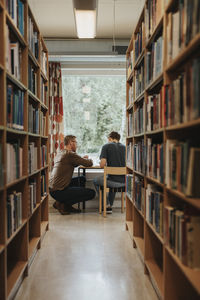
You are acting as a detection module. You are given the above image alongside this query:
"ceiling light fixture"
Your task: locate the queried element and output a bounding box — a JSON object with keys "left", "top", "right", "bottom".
{"left": 73, "top": 0, "right": 97, "bottom": 39}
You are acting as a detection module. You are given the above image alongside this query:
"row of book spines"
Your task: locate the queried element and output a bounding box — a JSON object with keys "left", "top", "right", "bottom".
{"left": 7, "top": 83, "right": 24, "bottom": 130}
{"left": 134, "top": 22, "right": 145, "bottom": 62}
{"left": 28, "top": 180, "right": 37, "bottom": 216}
{"left": 127, "top": 50, "right": 134, "bottom": 72}
{"left": 128, "top": 85, "right": 134, "bottom": 105}
{"left": 146, "top": 90, "right": 163, "bottom": 131}
{"left": 28, "top": 105, "right": 46, "bottom": 135}
{"left": 134, "top": 104, "right": 145, "bottom": 134}
{"left": 133, "top": 140, "right": 146, "bottom": 174}
{"left": 40, "top": 79, "right": 48, "bottom": 105}
{"left": 166, "top": 1, "right": 200, "bottom": 64}
{"left": 146, "top": 186, "right": 163, "bottom": 235}
{"left": 145, "top": 0, "right": 164, "bottom": 41}
{"left": 166, "top": 141, "right": 200, "bottom": 197}
{"left": 28, "top": 63, "right": 37, "bottom": 95}
{"left": 28, "top": 16, "right": 39, "bottom": 59}
{"left": 165, "top": 58, "right": 200, "bottom": 126}
{"left": 41, "top": 146, "right": 47, "bottom": 167}
{"left": 7, "top": 191, "right": 22, "bottom": 238}
{"left": 6, "top": 142, "right": 23, "bottom": 183}
{"left": 40, "top": 50, "right": 48, "bottom": 77}
{"left": 127, "top": 114, "right": 133, "bottom": 137}
{"left": 135, "top": 178, "right": 145, "bottom": 213}
{"left": 28, "top": 144, "right": 48, "bottom": 173}
{"left": 126, "top": 142, "right": 133, "bottom": 167}
{"left": 5, "top": 28, "right": 22, "bottom": 81}
{"left": 134, "top": 63, "right": 145, "bottom": 98}
{"left": 126, "top": 174, "right": 134, "bottom": 199}
{"left": 146, "top": 141, "right": 164, "bottom": 183}
{"left": 41, "top": 172, "right": 47, "bottom": 196}
{"left": 129, "top": 62, "right": 200, "bottom": 130}
{"left": 164, "top": 207, "right": 200, "bottom": 269}
{"left": 6, "top": 0, "right": 24, "bottom": 36}
{"left": 146, "top": 35, "right": 163, "bottom": 85}
{"left": 130, "top": 139, "right": 199, "bottom": 198}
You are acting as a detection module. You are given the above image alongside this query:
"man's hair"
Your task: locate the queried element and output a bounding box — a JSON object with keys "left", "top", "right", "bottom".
{"left": 64, "top": 135, "right": 76, "bottom": 146}
{"left": 108, "top": 131, "right": 120, "bottom": 141}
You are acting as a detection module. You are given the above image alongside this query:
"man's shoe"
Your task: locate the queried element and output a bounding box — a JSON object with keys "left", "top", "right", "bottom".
{"left": 106, "top": 207, "right": 112, "bottom": 214}
{"left": 53, "top": 201, "right": 70, "bottom": 215}
{"left": 66, "top": 205, "right": 81, "bottom": 213}
{"left": 53, "top": 201, "right": 59, "bottom": 210}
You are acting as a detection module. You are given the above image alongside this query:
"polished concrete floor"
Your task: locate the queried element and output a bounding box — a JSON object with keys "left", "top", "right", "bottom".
{"left": 15, "top": 208, "right": 158, "bottom": 300}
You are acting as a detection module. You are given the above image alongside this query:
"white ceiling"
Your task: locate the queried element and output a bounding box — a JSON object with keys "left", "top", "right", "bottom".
{"left": 28, "top": 0, "right": 145, "bottom": 39}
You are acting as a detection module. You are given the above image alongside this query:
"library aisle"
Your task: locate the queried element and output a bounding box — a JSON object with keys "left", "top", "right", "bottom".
{"left": 15, "top": 206, "right": 158, "bottom": 300}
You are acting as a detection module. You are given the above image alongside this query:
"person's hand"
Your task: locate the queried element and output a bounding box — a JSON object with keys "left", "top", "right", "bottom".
{"left": 83, "top": 155, "right": 89, "bottom": 159}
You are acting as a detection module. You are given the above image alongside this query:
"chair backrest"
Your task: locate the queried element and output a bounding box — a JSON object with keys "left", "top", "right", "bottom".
{"left": 103, "top": 166, "right": 126, "bottom": 176}
{"left": 103, "top": 166, "right": 126, "bottom": 190}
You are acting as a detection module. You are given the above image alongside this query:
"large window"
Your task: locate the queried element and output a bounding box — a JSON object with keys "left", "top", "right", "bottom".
{"left": 62, "top": 75, "right": 126, "bottom": 164}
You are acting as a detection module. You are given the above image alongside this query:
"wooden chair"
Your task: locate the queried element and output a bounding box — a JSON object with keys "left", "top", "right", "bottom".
{"left": 99, "top": 166, "right": 126, "bottom": 217}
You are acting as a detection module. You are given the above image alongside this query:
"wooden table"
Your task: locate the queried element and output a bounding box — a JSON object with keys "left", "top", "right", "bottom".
{"left": 78, "top": 165, "right": 102, "bottom": 209}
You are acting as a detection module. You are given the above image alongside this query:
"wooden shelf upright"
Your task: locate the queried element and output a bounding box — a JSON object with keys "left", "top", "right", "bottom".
{"left": 126, "top": 0, "right": 200, "bottom": 299}
{"left": 0, "top": 1, "right": 49, "bottom": 299}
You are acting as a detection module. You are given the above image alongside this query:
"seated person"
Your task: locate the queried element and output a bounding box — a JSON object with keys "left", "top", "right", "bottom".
{"left": 93, "top": 131, "right": 125, "bottom": 214}
{"left": 49, "top": 135, "right": 96, "bottom": 215}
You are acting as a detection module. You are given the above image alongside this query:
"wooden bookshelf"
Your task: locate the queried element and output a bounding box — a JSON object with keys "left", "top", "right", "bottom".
{"left": 0, "top": 0, "right": 49, "bottom": 299}
{"left": 126, "top": 0, "right": 200, "bottom": 299}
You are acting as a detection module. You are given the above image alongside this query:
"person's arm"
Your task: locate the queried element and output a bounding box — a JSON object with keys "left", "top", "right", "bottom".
{"left": 70, "top": 152, "right": 93, "bottom": 167}
{"left": 100, "top": 158, "right": 106, "bottom": 168}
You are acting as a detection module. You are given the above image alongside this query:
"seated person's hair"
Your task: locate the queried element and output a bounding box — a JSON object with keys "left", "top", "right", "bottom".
{"left": 108, "top": 131, "right": 120, "bottom": 141}
{"left": 64, "top": 135, "right": 76, "bottom": 146}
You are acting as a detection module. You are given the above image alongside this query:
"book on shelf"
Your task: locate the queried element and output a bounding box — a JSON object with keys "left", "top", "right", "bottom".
{"left": 134, "top": 21, "right": 145, "bottom": 62}
{"left": 146, "top": 35, "right": 163, "bottom": 86}
{"left": 41, "top": 145, "right": 47, "bottom": 167}
{"left": 28, "top": 178, "right": 37, "bottom": 215}
{"left": 186, "top": 147, "right": 200, "bottom": 198}
{"left": 135, "top": 176, "right": 145, "bottom": 214}
{"left": 164, "top": 207, "right": 200, "bottom": 269}
{"left": 28, "top": 142, "right": 38, "bottom": 174}
{"left": 7, "top": 191, "right": 22, "bottom": 238}
{"left": 128, "top": 84, "right": 134, "bottom": 106}
{"left": 28, "top": 16, "right": 39, "bottom": 58}
{"left": 145, "top": 0, "right": 164, "bottom": 41}
{"left": 146, "top": 184, "right": 163, "bottom": 235}
{"left": 40, "top": 77, "right": 48, "bottom": 105}
{"left": 28, "top": 103, "right": 39, "bottom": 134}
{"left": 166, "top": 1, "right": 200, "bottom": 64}
{"left": 126, "top": 141, "right": 133, "bottom": 168}
{"left": 7, "top": 83, "right": 24, "bottom": 130}
{"left": 134, "top": 139, "right": 146, "bottom": 174}
{"left": 127, "top": 113, "right": 133, "bottom": 137}
{"left": 40, "top": 111, "right": 46, "bottom": 136}
{"left": 6, "top": 0, "right": 24, "bottom": 36}
{"left": 127, "top": 50, "right": 134, "bottom": 79}
{"left": 146, "top": 87, "right": 163, "bottom": 131}
{"left": 40, "top": 47, "right": 48, "bottom": 76}
{"left": 10, "top": 42, "right": 22, "bottom": 80}
{"left": 126, "top": 174, "right": 133, "bottom": 200}
{"left": 5, "top": 27, "right": 22, "bottom": 80}
{"left": 146, "top": 138, "right": 164, "bottom": 183}
{"left": 41, "top": 171, "right": 47, "bottom": 197}
{"left": 165, "top": 140, "right": 200, "bottom": 197}
{"left": 134, "top": 60, "right": 145, "bottom": 98}
{"left": 6, "top": 141, "right": 23, "bottom": 183}
{"left": 134, "top": 101, "right": 145, "bottom": 134}
{"left": 28, "top": 63, "right": 37, "bottom": 95}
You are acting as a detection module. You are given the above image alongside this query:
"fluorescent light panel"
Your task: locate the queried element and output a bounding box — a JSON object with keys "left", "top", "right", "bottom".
{"left": 75, "top": 10, "right": 96, "bottom": 38}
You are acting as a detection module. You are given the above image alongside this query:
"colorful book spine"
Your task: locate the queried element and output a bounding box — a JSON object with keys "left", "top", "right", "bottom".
{"left": 7, "top": 191, "right": 22, "bottom": 238}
